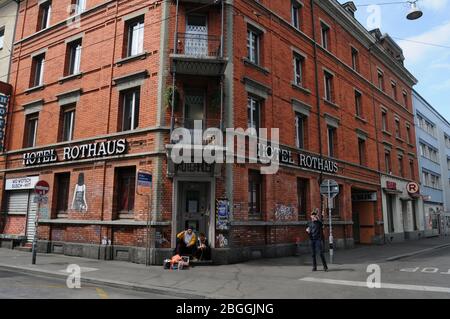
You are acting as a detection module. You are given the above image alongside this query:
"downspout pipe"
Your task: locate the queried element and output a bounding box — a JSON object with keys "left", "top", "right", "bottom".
{"left": 310, "top": 0, "right": 324, "bottom": 211}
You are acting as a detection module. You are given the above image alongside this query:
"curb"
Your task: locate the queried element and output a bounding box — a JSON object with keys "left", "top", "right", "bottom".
{"left": 386, "top": 243, "right": 450, "bottom": 261}
{"left": 0, "top": 263, "right": 221, "bottom": 299}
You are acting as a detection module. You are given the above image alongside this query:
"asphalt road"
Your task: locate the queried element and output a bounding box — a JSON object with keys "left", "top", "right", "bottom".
{"left": 0, "top": 269, "right": 180, "bottom": 299}
{"left": 295, "top": 245, "right": 450, "bottom": 298}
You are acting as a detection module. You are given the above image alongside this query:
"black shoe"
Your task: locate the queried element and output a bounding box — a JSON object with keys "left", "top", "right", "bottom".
{"left": 324, "top": 267, "right": 328, "bottom": 272}
{"left": 312, "top": 268, "right": 317, "bottom": 271}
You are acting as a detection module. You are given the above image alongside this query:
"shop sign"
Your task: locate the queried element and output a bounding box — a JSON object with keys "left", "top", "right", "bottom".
{"left": 386, "top": 181, "right": 397, "bottom": 190}
{"left": 0, "top": 94, "right": 8, "bottom": 152}
{"left": 23, "top": 138, "right": 127, "bottom": 166}
{"left": 137, "top": 171, "right": 152, "bottom": 188}
{"left": 5, "top": 176, "right": 39, "bottom": 190}
{"left": 406, "top": 182, "right": 419, "bottom": 195}
{"left": 175, "top": 162, "right": 213, "bottom": 174}
{"left": 258, "top": 143, "right": 339, "bottom": 174}
{"left": 351, "top": 192, "right": 377, "bottom": 202}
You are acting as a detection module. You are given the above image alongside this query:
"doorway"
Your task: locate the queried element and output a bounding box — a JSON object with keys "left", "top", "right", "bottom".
{"left": 185, "top": 15, "right": 208, "bottom": 56}
{"left": 177, "top": 181, "right": 211, "bottom": 238}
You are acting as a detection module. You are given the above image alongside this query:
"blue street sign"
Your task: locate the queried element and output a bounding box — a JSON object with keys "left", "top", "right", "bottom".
{"left": 137, "top": 171, "right": 152, "bottom": 187}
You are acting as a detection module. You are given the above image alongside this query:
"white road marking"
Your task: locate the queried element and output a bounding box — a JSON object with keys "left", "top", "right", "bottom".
{"left": 300, "top": 277, "right": 450, "bottom": 294}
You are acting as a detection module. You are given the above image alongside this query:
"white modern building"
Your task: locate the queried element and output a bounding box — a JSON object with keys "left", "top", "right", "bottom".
{"left": 413, "top": 90, "right": 450, "bottom": 236}
{"left": 0, "top": 0, "right": 19, "bottom": 83}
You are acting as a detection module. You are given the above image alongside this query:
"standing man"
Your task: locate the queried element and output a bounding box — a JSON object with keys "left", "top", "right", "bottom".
{"left": 306, "top": 209, "right": 328, "bottom": 271}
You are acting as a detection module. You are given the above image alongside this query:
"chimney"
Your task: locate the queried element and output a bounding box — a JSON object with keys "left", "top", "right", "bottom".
{"left": 342, "top": 1, "right": 357, "bottom": 17}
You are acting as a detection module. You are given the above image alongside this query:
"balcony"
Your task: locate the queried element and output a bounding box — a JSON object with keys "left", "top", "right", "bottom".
{"left": 170, "top": 33, "right": 228, "bottom": 77}
{"left": 171, "top": 117, "right": 223, "bottom": 145}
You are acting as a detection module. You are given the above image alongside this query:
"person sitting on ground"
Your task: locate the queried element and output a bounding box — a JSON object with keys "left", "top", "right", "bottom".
{"left": 174, "top": 227, "right": 197, "bottom": 256}
{"left": 194, "top": 233, "right": 211, "bottom": 261}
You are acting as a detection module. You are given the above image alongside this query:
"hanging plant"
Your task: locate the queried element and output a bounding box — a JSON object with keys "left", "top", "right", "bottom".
{"left": 164, "top": 86, "right": 180, "bottom": 111}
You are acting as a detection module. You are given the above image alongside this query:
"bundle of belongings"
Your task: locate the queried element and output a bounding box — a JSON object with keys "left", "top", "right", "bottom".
{"left": 163, "top": 254, "right": 190, "bottom": 270}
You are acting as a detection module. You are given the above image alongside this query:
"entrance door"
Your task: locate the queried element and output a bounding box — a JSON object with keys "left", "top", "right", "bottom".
{"left": 184, "top": 91, "right": 205, "bottom": 130}
{"left": 185, "top": 15, "right": 208, "bottom": 56}
{"left": 352, "top": 211, "right": 360, "bottom": 244}
{"left": 179, "top": 182, "right": 210, "bottom": 237}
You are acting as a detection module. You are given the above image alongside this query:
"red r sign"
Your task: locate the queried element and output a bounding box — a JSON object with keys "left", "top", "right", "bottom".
{"left": 406, "top": 182, "right": 419, "bottom": 195}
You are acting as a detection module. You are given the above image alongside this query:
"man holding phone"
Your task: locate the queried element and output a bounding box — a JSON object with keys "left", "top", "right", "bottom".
{"left": 306, "top": 209, "right": 328, "bottom": 272}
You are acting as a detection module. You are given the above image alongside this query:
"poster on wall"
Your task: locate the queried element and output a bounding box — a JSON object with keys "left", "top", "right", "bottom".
{"left": 216, "top": 198, "right": 229, "bottom": 231}
{"left": 72, "top": 173, "right": 88, "bottom": 212}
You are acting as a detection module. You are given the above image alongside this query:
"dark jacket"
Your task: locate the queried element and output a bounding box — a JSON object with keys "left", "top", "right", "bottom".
{"left": 307, "top": 220, "right": 324, "bottom": 241}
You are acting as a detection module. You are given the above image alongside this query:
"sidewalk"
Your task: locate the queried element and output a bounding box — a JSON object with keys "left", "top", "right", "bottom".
{"left": 0, "top": 236, "right": 449, "bottom": 299}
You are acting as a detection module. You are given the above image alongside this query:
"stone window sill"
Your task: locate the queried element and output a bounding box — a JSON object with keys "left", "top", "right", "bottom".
{"left": 25, "top": 85, "right": 45, "bottom": 94}
{"left": 115, "top": 52, "right": 149, "bottom": 66}
{"left": 355, "top": 115, "right": 367, "bottom": 124}
{"left": 242, "top": 58, "right": 270, "bottom": 75}
{"left": 58, "top": 72, "right": 83, "bottom": 84}
{"left": 323, "top": 99, "right": 339, "bottom": 109}
{"left": 382, "top": 130, "right": 392, "bottom": 136}
{"left": 291, "top": 83, "right": 311, "bottom": 95}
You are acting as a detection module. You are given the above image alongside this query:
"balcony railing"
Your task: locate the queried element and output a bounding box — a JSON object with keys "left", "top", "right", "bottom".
{"left": 174, "top": 33, "right": 223, "bottom": 58}
{"left": 171, "top": 117, "right": 223, "bottom": 145}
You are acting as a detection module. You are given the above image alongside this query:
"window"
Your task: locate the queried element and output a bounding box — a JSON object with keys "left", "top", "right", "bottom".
{"left": 327, "top": 126, "right": 336, "bottom": 157}
{"left": 73, "top": 0, "right": 86, "bottom": 15}
{"left": 55, "top": 173, "right": 71, "bottom": 216}
{"left": 320, "top": 22, "right": 330, "bottom": 50}
{"left": 247, "top": 96, "right": 260, "bottom": 133}
{"left": 409, "top": 159, "right": 415, "bottom": 180}
{"left": 297, "top": 178, "right": 308, "bottom": 219}
{"left": 125, "top": 16, "right": 144, "bottom": 57}
{"left": 115, "top": 167, "right": 136, "bottom": 215}
{"left": 248, "top": 170, "right": 262, "bottom": 220}
{"left": 351, "top": 47, "right": 359, "bottom": 72}
{"left": 358, "top": 138, "right": 366, "bottom": 166}
{"left": 247, "top": 27, "right": 261, "bottom": 64}
{"left": 295, "top": 113, "right": 306, "bottom": 149}
{"left": 37, "top": 1, "right": 52, "bottom": 31}
{"left": 65, "top": 39, "right": 82, "bottom": 76}
{"left": 420, "top": 142, "right": 439, "bottom": 163}
{"left": 381, "top": 110, "right": 388, "bottom": 131}
{"left": 398, "top": 155, "right": 404, "bottom": 177}
{"left": 402, "top": 91, "right": 408, "bottom": 107}
{"left": 395, "top": 118, "right": 401, "bottom": 139}
{"left": 377, "top": 70, "right": 384, "bottom": 91}
{"left": 293, "top": 53, "right": 304, "bottom": 86}
{"left": 391, "top": 81, "right": 397, "bottom": 101}
{"left": 417, "top": 114, "right": 436, "bottom": 137}
{"left": 324, "top": 71, "right": 334, "bottom": 102}
{"left": 24, "top": 113, "right": 39, "bottom": 148}
{"left": 406, "top": 124, "right": 411, "bottom": 144}
{"left": 445, "top": 135, "right": 450, "bottom": 148}
{"left": 291, "top": 1, "right": 301, "bottom": 29}
{"left": 385, "top": 150, "right": 391, "bottom": 173}
{"left": 60, "top": 105, "right": 75, "bottom": 142}
{"left": 355, "top": 90, "right": 363, "bottom": 117}
{"left": 120, "top": 87, "right": 140, "bottom": 131}
{"left": 30, "top": 53, "right": 45, "bottom": 88}
{"left": 0, "top": 28, "right": 4, "bottom": 50}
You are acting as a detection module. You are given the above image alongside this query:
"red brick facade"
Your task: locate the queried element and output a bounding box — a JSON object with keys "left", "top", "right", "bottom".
{"left": 0, "top": 0, "right": 419, "bottom": 264}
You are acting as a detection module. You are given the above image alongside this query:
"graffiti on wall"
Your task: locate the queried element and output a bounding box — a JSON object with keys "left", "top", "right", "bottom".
{"left": 274, "top": 204, "right": 296, "bottom": 221}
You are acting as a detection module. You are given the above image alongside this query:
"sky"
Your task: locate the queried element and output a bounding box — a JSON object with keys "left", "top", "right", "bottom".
{"left": 338, "top": 0, "right": 450, "bottom": 121}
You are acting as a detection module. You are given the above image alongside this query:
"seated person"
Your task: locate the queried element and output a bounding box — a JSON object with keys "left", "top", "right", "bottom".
{"left": 194, "top": 233, "right": 211, "bottom": 261}
{"left": 174, "top": 227, "right": 197, "bottom": 256}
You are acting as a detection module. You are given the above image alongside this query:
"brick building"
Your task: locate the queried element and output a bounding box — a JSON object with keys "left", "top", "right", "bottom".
{"left": 0, "top": 0, "right": 420, "bottom": 264}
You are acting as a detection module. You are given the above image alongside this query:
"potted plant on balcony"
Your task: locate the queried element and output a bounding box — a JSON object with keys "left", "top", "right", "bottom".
{"left": 164, "top": 85, "right": 180, "bottom": 111}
